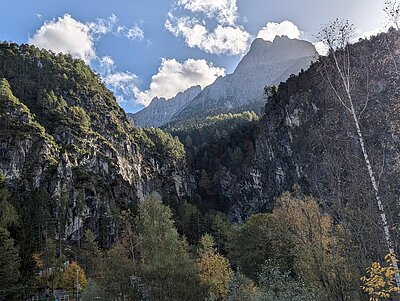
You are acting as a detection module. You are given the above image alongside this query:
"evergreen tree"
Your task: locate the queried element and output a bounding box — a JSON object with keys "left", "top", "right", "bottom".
{"left": 96, "top": 243, "right": 140, "bottom": 301}
{"left": 0, "top": 227, "right": 20, "bottom": 298}
{"left": 136, "top": 192, "right": 205, "bottom": 301}
{"left": 80, "top": 229, "right": 102, "bottom": 278}
{"left": 257, "top": 261, "right": 319, "bottom": 301}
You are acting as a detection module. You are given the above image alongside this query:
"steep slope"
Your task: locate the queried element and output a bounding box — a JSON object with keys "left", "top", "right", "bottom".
{"left": 169, "top": 30, "right": 400, "bottom": 237}
{"left": 0, "top": 42, "right": 194, "bottom": 247}
{"left": 129, "top": 85, "right": 201, "bottom": 127}
{"left": 171, "top": 36, "right": 318, "bottom": 121}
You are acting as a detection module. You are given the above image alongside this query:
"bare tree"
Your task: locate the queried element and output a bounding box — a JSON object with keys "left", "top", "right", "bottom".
{"left": 384, "top": 0, "right": 400, "bottom": 30}
{"left": 318, "top": 18, "right": 400, "bottom": 287}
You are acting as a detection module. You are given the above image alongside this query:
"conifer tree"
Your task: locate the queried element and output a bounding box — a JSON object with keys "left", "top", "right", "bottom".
{"left": 136, "top": 192, "right": 205, "bottom": 301}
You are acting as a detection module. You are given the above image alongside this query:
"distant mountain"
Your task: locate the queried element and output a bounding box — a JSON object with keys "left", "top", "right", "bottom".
{"left": 129, "top": 85, "right": 201, "bottom": 127}
{"left": 171, "top": 36, "right": 318, "bottom": 121}
{"left": 130, "top": 36, "right": 318, "bottom": 127}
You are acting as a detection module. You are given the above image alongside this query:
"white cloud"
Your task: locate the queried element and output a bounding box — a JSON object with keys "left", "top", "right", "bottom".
{"left": 166, "top": 0, "right": 251, "bottom": 55}
{"left": 117, "top": 25, "right": 144, "bottom": 41}
{"left": 355, "top": 27, "right": 383, "bottom": 40}
{"left": 136, "top": 58, "right": 225, "bottom": 106}
{"left": 29, "top": 14, "right": 144, "bottom": 64}
{"left": 88, "top": 14, "right": 118, "bottom": 37}
{"left": 313, "top": 41, "right": 329, "bottom": 56}
{"left": 177, "top": 0, "right": 238, "bottom": 25}
{"left": 102, "top": 70, "right": 141, "bottom": 108}
{"left": 29, "top": 14, "right": 96, "bottom": 64}
{"left": 99, "top": 55, "right": 115, "bottom": 73}
{"left": 257, "top": 20, "right": 301, "bottom": 42}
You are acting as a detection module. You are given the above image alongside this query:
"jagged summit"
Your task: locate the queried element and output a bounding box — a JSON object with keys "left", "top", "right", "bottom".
{"left": 130, "top": 37, "right": 318, "bottom": 127}
{"left": 171, "top": 37, "right": 318, "bottom": 121}
{"left": 130, "top": 85, "right": 201, "bottom": 127}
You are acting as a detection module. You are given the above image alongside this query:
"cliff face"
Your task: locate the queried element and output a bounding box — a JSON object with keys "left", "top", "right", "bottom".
{"left": 0, "top": 43, "right": 194, "bottom": 247}
{"left": 221, "top": 31, "right": 400, "bottom": 225}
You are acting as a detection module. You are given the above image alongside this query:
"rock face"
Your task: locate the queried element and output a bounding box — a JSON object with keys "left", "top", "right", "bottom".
{"left": 171, "top": 36, "right": 318, "bottom": 121}
{"left": 218, "top": 31, "right": 400, "bottom": 222}
{"left": 129, "top": 85, "right": 201, "bottom": 127}
{"left": 0, "top": 43, "right": 194, "bottom": 247}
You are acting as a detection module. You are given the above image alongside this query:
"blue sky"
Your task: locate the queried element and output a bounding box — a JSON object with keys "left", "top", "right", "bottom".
{"left": 0, "top": 0, "right": 388, "bottom": 113}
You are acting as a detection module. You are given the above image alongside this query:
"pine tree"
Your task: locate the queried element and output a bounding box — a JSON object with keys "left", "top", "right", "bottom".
{"left": 80, "top": 229, "right": 102, "bottom": 278}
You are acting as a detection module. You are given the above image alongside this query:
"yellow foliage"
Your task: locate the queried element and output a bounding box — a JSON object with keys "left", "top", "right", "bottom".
{"left": 360, "top": 254, "right": 400, "bottom": 301}
{"left": 197, "top": 234, "right": 233, "bottom": 300}
{"left": 32, "top": 252, "right": 43, "bottom": 269}
{"left": 62, "top": 261, "right": 88, "bottom": 292}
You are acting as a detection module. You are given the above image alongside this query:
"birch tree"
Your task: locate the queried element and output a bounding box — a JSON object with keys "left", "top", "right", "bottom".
{"left": 384, "top": 0, "right": 400, "bottom": 30}
{"left": 318, "top": 18, "right": 400, "bottom": 287}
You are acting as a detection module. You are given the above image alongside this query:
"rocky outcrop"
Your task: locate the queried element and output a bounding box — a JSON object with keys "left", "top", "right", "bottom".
{"left": 0, "top": 43, "right": 194, "bottom": 247}
{"left": 220, "top": 31, "right": 400, "bottom": 223}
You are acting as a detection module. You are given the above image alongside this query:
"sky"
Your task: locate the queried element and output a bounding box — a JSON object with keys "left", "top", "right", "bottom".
{"left": 0, "top": 0, "right": 389, "bottom": 113}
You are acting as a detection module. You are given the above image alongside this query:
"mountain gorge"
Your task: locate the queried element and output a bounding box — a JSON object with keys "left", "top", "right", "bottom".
{"left": 1, "top": 28, "right": 400, "bottom": 301}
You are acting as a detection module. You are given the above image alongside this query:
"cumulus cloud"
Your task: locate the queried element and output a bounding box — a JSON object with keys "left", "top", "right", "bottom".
{"left": 29, "top": 14, "right": 145, "bottom": 64}
{"left": 177, "top": 0, "right": 238, "bottom": 25}
{"left": 257, "top": 20, "right": 301, "bottom": 42}
{"left": 136, "top": 58, "right": 225, "bottom": 106}
{"left": 313, "top": 41, "right": 329, "bottom": 56}
{"left": 166, "top": 0, "right": 251, "bottom": 55}
{"left": 29, "top": 14, "right": 96, "bottom": 63}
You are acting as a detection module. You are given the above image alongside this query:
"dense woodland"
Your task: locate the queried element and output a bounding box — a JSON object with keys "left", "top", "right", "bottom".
{"left": 1, "top": 6, "right": 400, "bottom": 301}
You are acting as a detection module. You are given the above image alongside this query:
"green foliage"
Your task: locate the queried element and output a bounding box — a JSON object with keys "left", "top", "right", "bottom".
{"left": 229, "top": 213, "right": 291, "bottom": 280}
{"left": 67, "top": 105, "right": 91, "bottom": 131}
{"left": 0, "top": 176, "right": 18, "bottom": 229}
{"left": 197, "top": 234, "right": 233, "bottom": 300}
{"left": 225, "top": 272, "right": 259, "bottom": 301}
{"left": 95, "top": 243, "right": 140, "bottom": 300}
{"left": 257, "top": 261, "right": 319, "bottom": 301}
{"left": 80, "top": 230, "right": 102, "bottom": 278}
{"left": 136, "top": 192, "right": 206, "bottom": 300}
{"left": 168, "top": 111, "right": 259, "bottom": 211}
{"left": 144, "top": 127, "right": 186, "bottom": 160}
{"left": 0, "top": 227, "right": 20, "bottom": 297}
